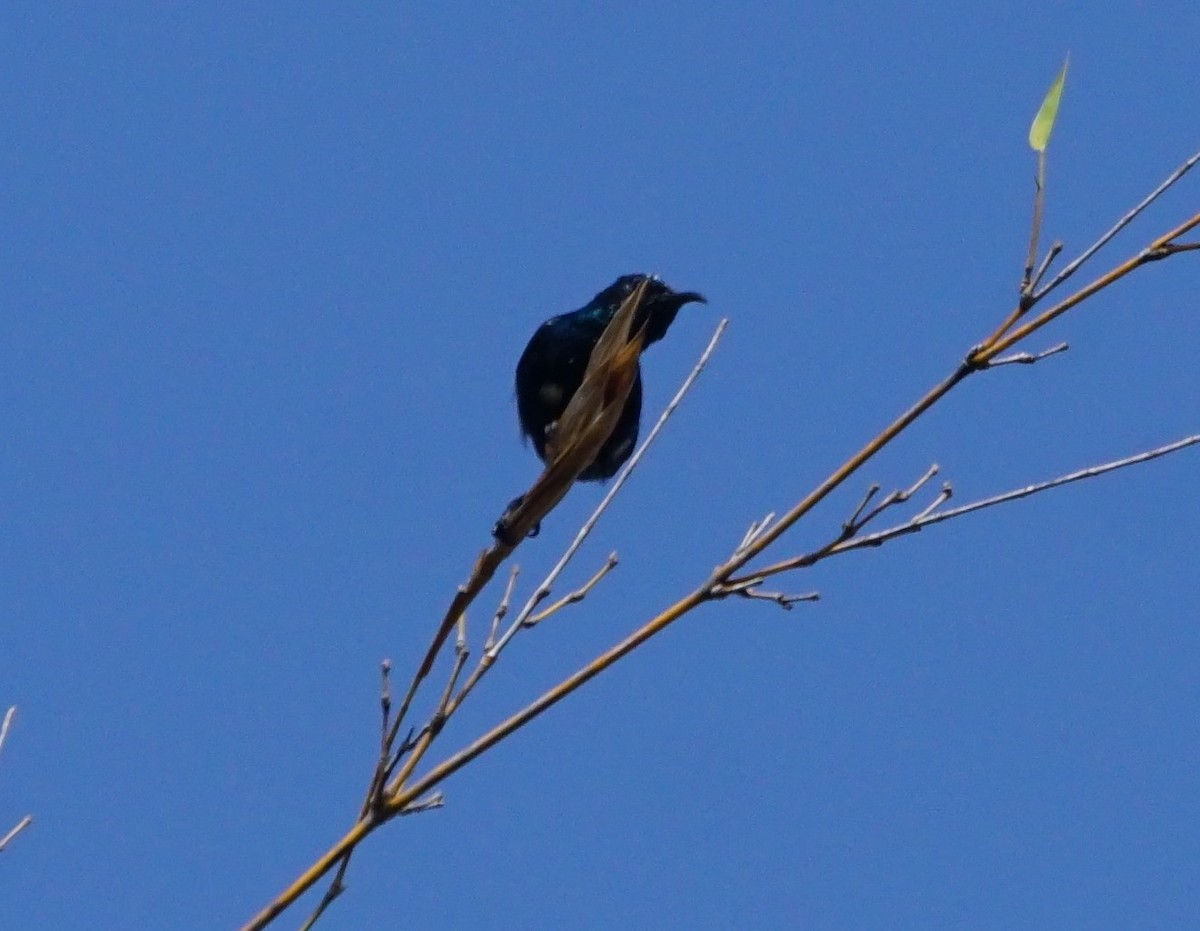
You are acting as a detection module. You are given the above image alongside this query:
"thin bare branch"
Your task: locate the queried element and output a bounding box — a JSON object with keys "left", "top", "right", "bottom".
{"left": 399, "top": 792, "right": 444, "bottom": 816}
{"left": 313, "top": 665, "right": 396, "bottom": 931}
{"left": 1030, "top": 241, "right": 1064, "bottom": 293}
{"left": 732, "top": 586, "right": 820, "bottom": 610}
{"left": 454, "top": 611, "right": 467, "bottom": 655}
{"left": 298, "top": 880, "right": 342, "bottom": 931}
{"left": 0, "top": 816, "right": 34, "bottom": 854}
{"left": 721, "top": 467, "right": 947, "bottom": 588}
{"left": 382, "top": 729, "right": 418, "bottom": 784}
{"left": 856, "top": 464, "right": 940, "bottom": 530}
{"left": 1022, "top": 158, "right": 1047, "bottom": 298}
{"left": 378, "top": 662, "right": 392, "bottom": 756}
{"left": 367, "top": 661, "right": 394, "bottom": 805}
{"left": 911, "top": 483, "right": 953, "bottom": 523}
{"left": 737, "top": 511, "right": 777, "bottom": 554}
{"left": 989, "top": 342, "right": 1070, "bottom": 367}
{"left": 487, "top": 565, "right": 521, "bottom": 650}
{"left": 526, "top": 553, "right": 619, "bottom": 626}
{"left": 0, "top": 707, "right": 15, "bottom": 758}
{"left": 843, "top": 485, "right": 880, "bottom": 534}
{"left": 434, "top": 648, "right": 470, "bottom": 721}
{"left": 1151, "top": 240, "right": 1200, "bottom": 258}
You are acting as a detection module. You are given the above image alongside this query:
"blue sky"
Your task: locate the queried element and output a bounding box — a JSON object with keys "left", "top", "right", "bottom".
{"left": 3, "top": 4, "right": 1198, "bottom": 929}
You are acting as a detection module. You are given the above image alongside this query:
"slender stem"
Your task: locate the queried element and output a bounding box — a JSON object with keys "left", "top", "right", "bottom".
{"left": 0, "top": 815, "right": 33, "bottom": 853}
{"left": 1023, "top": 151, "right": 1047, "bottom": 295}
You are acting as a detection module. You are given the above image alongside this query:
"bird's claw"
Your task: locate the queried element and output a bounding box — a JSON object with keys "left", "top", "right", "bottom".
{"left": 493, "top": 495, "right": 540, "bottom": 545}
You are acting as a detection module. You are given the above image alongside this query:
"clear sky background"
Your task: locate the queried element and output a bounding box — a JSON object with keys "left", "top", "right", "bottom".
{"left": 3, "top": 4, "right": 1198, "bottom": 929}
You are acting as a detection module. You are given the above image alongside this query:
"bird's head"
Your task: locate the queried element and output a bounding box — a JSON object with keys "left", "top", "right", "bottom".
{"left": 597, "top": 273, "right": 706, "bottom": 345}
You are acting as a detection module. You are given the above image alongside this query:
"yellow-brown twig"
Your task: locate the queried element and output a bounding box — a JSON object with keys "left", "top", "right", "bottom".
{"left": 526, "top": 552, "right": 619, "bottom": 625}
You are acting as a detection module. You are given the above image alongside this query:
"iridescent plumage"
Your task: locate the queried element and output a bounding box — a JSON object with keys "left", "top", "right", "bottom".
{"left": 514, "top": 274, "right": 705, "bottom": 480}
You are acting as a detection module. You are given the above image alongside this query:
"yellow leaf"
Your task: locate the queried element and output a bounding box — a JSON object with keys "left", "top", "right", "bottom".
{"left": 1029, "top": 55, "right": 1069, "bottom": 152}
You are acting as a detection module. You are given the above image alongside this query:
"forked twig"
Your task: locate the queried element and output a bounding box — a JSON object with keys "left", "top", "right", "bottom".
{"left": 399, "top": 792, "right": 444, "bottom": 815}
{"left": 526, "top": 553, "right": 620, "bottom": 626}
{"left": 1029, "top": 242, "right": 1064, "bottom": 293}
{"left": 735, "top": 511, "right": 778, "bottom": 556}
{"left": 727, "top": 434, "right": 1200, "bottom": 585}
{"left": 835, "top": 433, "right": 1200, "bottom": 555}
{"left": 854, "top": 465, "right": 940, "bottom": 531}
{"left": 1021, "top": 165, "right": 1047, "bottom": 300}
{"left": 989, "top": 342, "right": 1069, "bottom": 367}
{"left": 733, "top": 586, "right": 820, "bottom": 610}
{"left": 911, "top": 483, "right": 953, "bottom": 523}
{"left": 487, "top": 565, "right": 521, "bottom": 649}
{"left": 714, "top": 465, "right": 944, "bottom": 597}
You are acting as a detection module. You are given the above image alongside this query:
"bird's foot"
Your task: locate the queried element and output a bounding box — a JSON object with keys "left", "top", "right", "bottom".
{"left": 492, "top": 494, "right": 540, "bottom": 545}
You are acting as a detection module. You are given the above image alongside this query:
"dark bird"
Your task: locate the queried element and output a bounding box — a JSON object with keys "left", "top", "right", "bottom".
{"left": 515, "top": 273, "right": 706, "bottom": 481}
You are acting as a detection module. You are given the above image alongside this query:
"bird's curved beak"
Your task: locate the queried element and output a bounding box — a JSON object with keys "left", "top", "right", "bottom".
{"left": 675, "top": 291, "right": 707, "bottom": 305}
